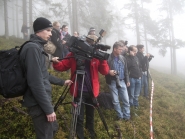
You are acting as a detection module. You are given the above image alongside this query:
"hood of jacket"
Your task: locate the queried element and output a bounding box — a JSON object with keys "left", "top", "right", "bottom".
{"left": 30, "top": 34, "right": 48, "bottom": 46}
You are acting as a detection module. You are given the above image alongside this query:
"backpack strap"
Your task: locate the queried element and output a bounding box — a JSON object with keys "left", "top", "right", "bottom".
{"left": 18, "top": 41, "right": 33, "bottom": 55}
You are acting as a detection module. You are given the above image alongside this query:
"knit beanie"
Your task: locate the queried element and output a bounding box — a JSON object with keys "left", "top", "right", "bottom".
{"left": 33, "top": 17, "right": 53, "bottom": 33}
{"left": 89, "top": 27, "right": 95, "bottom": 31}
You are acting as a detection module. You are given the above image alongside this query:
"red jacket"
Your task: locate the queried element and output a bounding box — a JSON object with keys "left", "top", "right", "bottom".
{"left": 53, "top": 53, "right": 109, "bottom": 97}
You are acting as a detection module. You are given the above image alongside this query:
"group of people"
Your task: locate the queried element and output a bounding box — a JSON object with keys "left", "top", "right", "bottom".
{"left": 20, "top": 17, "right": 152, "bottom": 139}
{"left": 47, "top": 21, "right": 72, "bottom": 59}
{"left": 106, "top": 41, "right": 152, "bottom": 122}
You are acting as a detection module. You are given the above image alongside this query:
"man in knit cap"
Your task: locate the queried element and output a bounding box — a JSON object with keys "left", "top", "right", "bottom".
{"left": 88, "top": 27, "right": 96, "bottom": 35}
{"left": 19, "top": 17, "right": 72, "bottom": 139}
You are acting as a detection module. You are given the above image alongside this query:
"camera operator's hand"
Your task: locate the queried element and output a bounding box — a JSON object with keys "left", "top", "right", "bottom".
{"left": 64, "top": 80, "right": 73, "bottom": 86}
{"left": 109, "top": 70, "right": 116, "bottom": 76}
{"left": 62, "top": 40, "right": 66, "bottom": 44}
{"left": 127, "top": 82, "right": 130, "bottom": 87}
{"left": 46, "top": 112, "right": 56, "bottom": 122}
{"left": 145, "top": 53, "right": 150, "bottom": 58}
{"left": 52, "top": 57, "right": 60, "bottom": 63}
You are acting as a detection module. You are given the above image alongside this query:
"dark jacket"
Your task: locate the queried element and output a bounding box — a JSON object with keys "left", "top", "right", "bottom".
{"left": 126, "top": 55, "right": 142, "bottom": 78}
{"left": 62, "top": 33, "right": 71, "bottom": 51}
{"left": 136, "top": 52, "right": 152, "bottom": 72}
{"left": 105, "top": 53, "right": 129, "bottom": 84}
{"left": 21, "top": 24, "right": 29, "bottom": 34}
{"left": 50, "top": 28, "right": 63, "bottom": 58}
{"left": 62, "top": 33, "right": 71, "bottom": 42}
{"left": 20, "top": 34, "right": 65, "bottom": 115}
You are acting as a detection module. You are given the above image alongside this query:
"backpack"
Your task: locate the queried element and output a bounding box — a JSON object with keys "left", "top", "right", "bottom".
{"left": 44, "top": 40, "right": 56, "bottom": 54}
{"left": 97, "top": 92, "right": 114, "bottom": 109}
{"left": 0, "top": 41, "right": 31, "bottom": 98}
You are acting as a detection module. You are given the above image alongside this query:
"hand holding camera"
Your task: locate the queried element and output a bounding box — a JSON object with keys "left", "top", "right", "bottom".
{"left": 109, "top": 70, "right": 122, "bottom": 88}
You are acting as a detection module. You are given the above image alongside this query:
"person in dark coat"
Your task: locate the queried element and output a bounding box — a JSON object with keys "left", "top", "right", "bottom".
{"left": 136, "top": 44, "right": 152, "bottom": 99}
{"left": 21, "top": 23, "right": 29, "bottom": 40}
{"left": 20, "top": 17, "right": 72, "bottom": 139}
{"left": 126, "top": 45, "right": 142, "bottom": 109}
{"left": 50, "top": 21, "right": 63, "bottom": 58}
{"left": 61, "top": 25, "right": 71, "bottom": 58}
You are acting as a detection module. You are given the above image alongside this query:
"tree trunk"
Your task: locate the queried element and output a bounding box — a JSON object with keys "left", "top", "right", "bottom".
{"left": 169, "top": 8, "right": 176, "bottom": 74}
{"left": 170, "top": 46, "right": 173, "bottom": 74}
{"left": 134, "top": 0, "right": 140, "bottom": 44}
{"left": 22, "top": 0, "right": 27, "bottom": 26}
{"left": 29, "top": 0, "right": 33, "bottom": 35}
{"left": 12, "top": 1, "right": 15, "bottom": 36}
{"left": 141, "top": 0, "right": 148, "bottom": 53}
{"left": 72, "top": 0, "right": 78, "bottom": 34}
{"left": 4, "top": 0, "right": 9, "bottom": 39}
{"left": 67, "top": 0, "right": 72, "bottom": 34}
{"left": 169, "top": 0, "right": 176, "bottom": 75}
{"left": 16, "top": 0, "right": 20, "bottom": 38}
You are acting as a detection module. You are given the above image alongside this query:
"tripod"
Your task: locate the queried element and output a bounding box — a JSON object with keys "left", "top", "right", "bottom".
{"left": 54, "top": 58, "right": 111, "bottom": 139}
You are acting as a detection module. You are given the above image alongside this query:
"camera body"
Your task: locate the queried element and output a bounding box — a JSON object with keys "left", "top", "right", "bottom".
{"left": 115, "top": 71, "right": 122, "bottom": 88}
{"left": 67, "top": 30, "right": 110, "bottom": 61}
{"left": 149, "top": 54, "right": 154, "bottom": 58}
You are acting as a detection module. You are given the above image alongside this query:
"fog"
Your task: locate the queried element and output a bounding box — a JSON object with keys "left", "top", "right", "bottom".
{"left": 112, "top": 0, "right": 185, "bottom": 76}
{"left": 0, "top": 0, "right": 185, "bottom": 76}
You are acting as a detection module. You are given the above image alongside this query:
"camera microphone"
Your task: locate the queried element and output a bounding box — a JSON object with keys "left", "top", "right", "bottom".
{"left": 103, "top": 45, "right": 111, "bottom": 49}
{"left": 96, "top": 44, "right": 111, "bottom": 51}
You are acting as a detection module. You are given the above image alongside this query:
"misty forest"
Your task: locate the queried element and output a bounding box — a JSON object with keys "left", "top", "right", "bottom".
{"left": 0, "top": 0, "right": 185, "bottom": 139}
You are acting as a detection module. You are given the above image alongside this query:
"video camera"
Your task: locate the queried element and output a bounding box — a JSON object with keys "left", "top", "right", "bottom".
{"left": 67, "top": 29, "right": 110, "bottom": 61}
{"left": 149, "top": 53, "right": 154, "bottom": 58}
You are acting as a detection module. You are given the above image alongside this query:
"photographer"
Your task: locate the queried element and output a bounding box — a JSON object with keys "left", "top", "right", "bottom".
{"left": 136, "top": 44, "right": 153, "bottom": 99}
{"left": 52, "top": 35, "right": 109, "bottom": 139}
{"left": 20, "top": 17, "right": 72, "bottom": 139}
{"left": 105, "top": 41, "right": 130, "bottom": 121}
{"left": 126, "top": 45, "right": 142, "bottom": 110}
{"left": 88, "top": 27, "right": 96, "bottom": 35}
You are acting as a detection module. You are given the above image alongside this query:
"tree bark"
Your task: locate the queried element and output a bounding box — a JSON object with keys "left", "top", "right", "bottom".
{"left": 168, "top": 0, "right": 176, "bottom": 74}
{"left": 12, "top": 1, "right": 15, "bottom": 36}
{"left": 134, "top": 0, "right": 140, "bottom": 44}
{"left": 22, "top": 0, "right": 27, "bottom": 26}
{"left": 169, "top": 3, "right": 176, "bottom": 74}
{"left": 141, "top": 0, "right": 148, "bottom": 53}
{"left": 72, "top": 0, "right": 78, "bottom": 34}
{"left": 4, "top": 0, "right": 9, "bottom": 39}
{"left": 29, "top": 0, "right": 33, "bottom": 35}
{"left": 67, "top": 0, "right": 73, "bottom": 34}
{"left": 16, "top": 0, "right": 20, "bottom": 38}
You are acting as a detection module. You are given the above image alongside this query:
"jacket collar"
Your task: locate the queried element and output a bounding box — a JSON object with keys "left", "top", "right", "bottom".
{"left": 30, "top": 34, "right": 47, "bottom": 46}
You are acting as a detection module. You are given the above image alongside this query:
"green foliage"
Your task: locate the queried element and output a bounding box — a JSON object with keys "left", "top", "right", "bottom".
{"left": 0, "top": 37, "right": 185, "bottom": 138}
{"left": 0, "top": 36, "right": 24, "bottom": 50}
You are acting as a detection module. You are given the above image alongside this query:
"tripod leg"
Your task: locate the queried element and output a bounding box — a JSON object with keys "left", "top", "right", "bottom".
{"left": 69, "top": 102, "right": 81, "bottom": 139}
{"left": 69, "top": 70, "right": 86, "bottom": 139}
